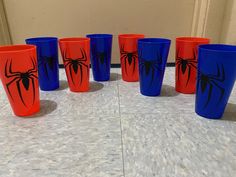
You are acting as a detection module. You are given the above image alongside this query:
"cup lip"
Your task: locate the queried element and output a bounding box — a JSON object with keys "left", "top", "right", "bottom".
{"left": 138, "top": 38, "right": 171, "bottom": 44}
{"left": 26, "top": 37, "right": 58, "bottom": 43}
{"left": 176, "top": 36, "right": 210, "bottom": 43}
{"left": 59, "top": 37, "right": 90, "bottom": 43}
{"left": 199, "top": 44, "right": 236, "bottom": 53}
{"left": 118, "top": 34, "right": 145, "bottom": 38}
{"left": 0, "top": 44, "right": 36, "bottom": 53}
{"left": 86, "top": 34, "right": 113, "bottom": 38}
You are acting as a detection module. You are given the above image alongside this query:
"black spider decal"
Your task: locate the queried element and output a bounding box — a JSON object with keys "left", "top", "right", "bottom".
{"left": 139, "top": 49, "right": 163, "bottom": 86}
{"left": 38, "top": 54, "right": 56, "bottom": 79}
{"left": 176, "top": 49, "right": 197, "bottom": 86}
{"left": 91, "top": 45, "right": 109, "bottom": 71}
{"left": 120, "top": 44, "right": 138, "bottom": 75}
{"left": 5, "top": 57, "right": 38, "bottom": 107}
{"left": 62, "top": 48, "right": 89, "bottom": 85}
{"left": 197, "top": 64, "right": 225, "bottom": 108}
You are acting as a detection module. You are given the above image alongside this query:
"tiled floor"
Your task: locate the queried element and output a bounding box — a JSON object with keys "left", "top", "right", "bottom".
{"left": 0, "top": 68, "right": 235, "bottom": 177}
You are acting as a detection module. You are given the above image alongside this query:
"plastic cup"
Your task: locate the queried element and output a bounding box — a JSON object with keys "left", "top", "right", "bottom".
{"left": 86, "top": 34, "right": 112, "bottom": 81}
{"left": 59, "top": 37, "right": 90, "bottom": 92}
{"left": 0, "top": 45, "right": 40, "bottom": 116}
{"left": 176, "top": 37, "right": 210, "bottom": 94}
{"left": 138, "top": 38, "right": 171, "bottom": 96}
{"left": 119, "top": 34, "right": 145, "bottom": 82}
{"left": 195, "top": 44, "right": 236, "bottom": 119}
{"left": 26, "top": 37, "right": 59, "bottom": 91}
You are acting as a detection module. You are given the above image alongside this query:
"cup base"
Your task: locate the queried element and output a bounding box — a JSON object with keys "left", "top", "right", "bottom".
{"left": 122, "top": 79, "right": 139, "bottom": 82}
{"left": 141, "top": 91, "right": 161, "bottom": 97}
{"left": 69, "top": 88, "right": 89, "bottom": 92}
{"left": 195, "top": 111, "right": 223, "bottom": 119}
{"left": 40, "top": 85, "right": 60, "bottom": 91}
{"left": 14, "top": 106, "right": 40, "bottom": 117}
{"left": 94, "top": 78, "right": 110, "bottom": 82}
{"left": 175, "top": 88, "right": 195, "bottom": 94}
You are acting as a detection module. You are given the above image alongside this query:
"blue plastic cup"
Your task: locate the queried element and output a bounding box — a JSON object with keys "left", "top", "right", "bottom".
{"left": 138, "top": 38, "right": 171, "bottom": 96}
{"left": 86, "top": 34, "right": 113, "bottom": 81}
{"left": 196, "top": 44, "right": 236, "bottom": 119}
{"left": 26, "top": 37, "right": 59, "bottom": 91}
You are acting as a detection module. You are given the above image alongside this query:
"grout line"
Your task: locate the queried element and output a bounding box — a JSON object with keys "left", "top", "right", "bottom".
{"left": 116, "top": 71, "right": 126, "bottom": 177}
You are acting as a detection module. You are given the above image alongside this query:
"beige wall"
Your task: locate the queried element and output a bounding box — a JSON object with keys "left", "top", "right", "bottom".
{"left": 220, "top": 0, "right": 236, "bottom": 44}
{"left": 3, "top": 0, "right": 196, "bottom": 63}
{"left": 0, "top": 0, "right": 11, "bottom": 45}
{"left": 204, "top": 0, "right": 227, "bottom": 43}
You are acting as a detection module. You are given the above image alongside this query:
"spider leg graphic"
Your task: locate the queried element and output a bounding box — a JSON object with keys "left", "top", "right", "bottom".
{"left": 185, "top": 64, "right": 191, "bottom": 86}
{"left": 29, "top": 76, "right": 36, "bottom": 104}
{"left": 213, "top": 64, "right": 225, "bottom": 82}
{"left": 124, "top": 56, "right": 128, "bottom": 75}
{"left": 78, "top": 48, "right": 87, "bottom": 61}
{"left": 80, "top": 62, "right": 89, "bottom": 73}
{"left": 78, "top": 64, "right": 83, "bottom": 86}
{"left": 16, "top": 79, "right": 27, "bottom": 107}
{"left": 132, "top": 56, "right": 136, "bottom": 74}
{"left": 210, "top": 79, "right": 225, "bottom": 104}
{"left": 64, "top": 58, "right": 72, "bottom": 62}
{"left": 175, "top": 60, "right": 181, "bottom": 82}
{"left": 150, "top": 66, "right": 155, "bottom": 87}
{"left": 44, "top": 63, "right": 49, "bottom": 79}
{"left": 188, "top": 63, "right": 197, "bottom": 69}
{"left": 62, "top": 48, "right": 70, "bottom": 63}
{"left": 6, "top": 77, "right": 20, "bottom": 100}
{"left": 64, "top": 61, "right": 71, "bottom": 68}
{"left": 196, "top": 73, "right": 200, "bottom": 92}
{"left": 157, "top": 51, "right": 162, "bottom": 65}
{"left": 186, "top": 59, "right": 197, "bottom": 62}
{"left": 29, "top": 73, "right": 38, "bottom": 79}
{"left": 105, "top": 52, "right": 109, "bottom": 72}
{"left": 5, "top": 60, "right": 20, "bottom": 78}
{"left": 188, "top": 62, "right": 197, "bottom": 82}
{"left": 204, "top": 83, "right": 213, "bottom": 108}
{"left": 28, "top": 57, "right": 37, "bottom": 72}
{"left": 68, "top": 64, "right": 75, "bottom": 85}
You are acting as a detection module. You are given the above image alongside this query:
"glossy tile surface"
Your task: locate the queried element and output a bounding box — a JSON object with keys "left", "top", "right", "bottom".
{"left": 0, "top": 67, "right": 235, "bottom": 177}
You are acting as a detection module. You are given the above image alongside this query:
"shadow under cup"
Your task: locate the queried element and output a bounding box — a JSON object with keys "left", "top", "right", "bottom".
{"left": 0, "top": 45, "right": 40, "bottom": 117}
{"left": 195, "top": 44, "right": 236, "bottom": 119}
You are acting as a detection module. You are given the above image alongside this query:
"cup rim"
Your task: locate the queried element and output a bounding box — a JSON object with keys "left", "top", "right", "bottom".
{"left": 26, "top": 37, "right": 58, "bottom": 43}
{"left": 59, "top": 37, "right": 90, "bottom": 43}
{"left": 0, "top": 44, "right": 36, "bottom": 53}
{"left": 118, "top": 34, "right": 145, "bottom": 38}
{"left": 138, "top": 38, "right": 171, "bottom": 44}
{"left": 199, "top": 44, "right": 236, "bottom": 53}
{"left": 176, "top": 36, "right": 210, "bottom": 43}
{"left": 86, "top": 34, "right": 113, "bottom": 38}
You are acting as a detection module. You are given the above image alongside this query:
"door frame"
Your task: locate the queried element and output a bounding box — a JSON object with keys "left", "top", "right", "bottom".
{"left": 191, "top": 0, "right": 227, "bottom": 43}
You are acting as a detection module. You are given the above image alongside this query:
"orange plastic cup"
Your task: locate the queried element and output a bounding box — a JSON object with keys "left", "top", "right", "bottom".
{"left": 0, "top": 45, "right": 40, "bottom": 117}
{"left": 176, "top": 37, "right": 210, "bottom": 94}
{"left": 59, "top": 37, "right": 90, "bottom": 92}
{"left": 118, "top": 34, "right": 145, "bottom": 82}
